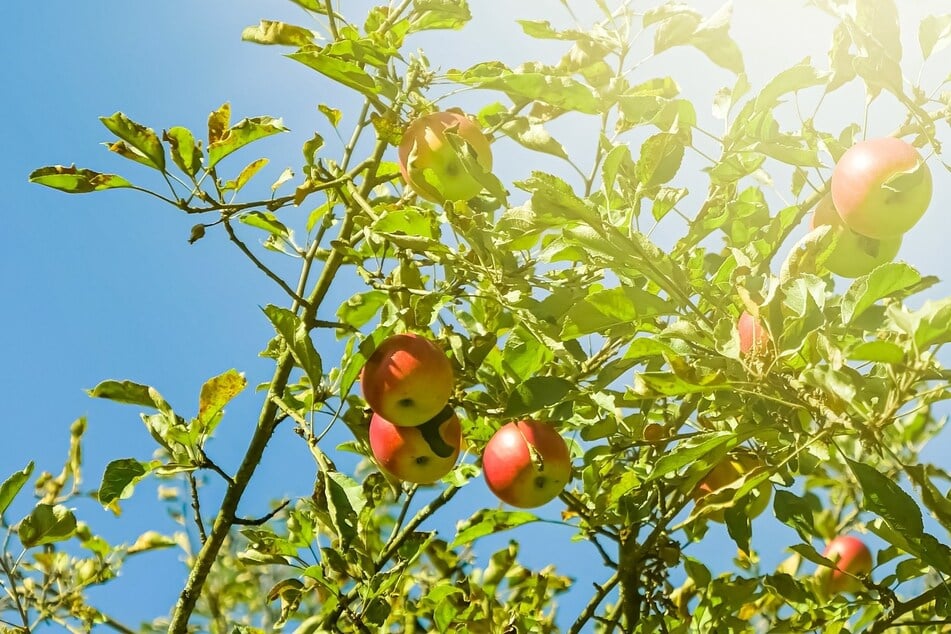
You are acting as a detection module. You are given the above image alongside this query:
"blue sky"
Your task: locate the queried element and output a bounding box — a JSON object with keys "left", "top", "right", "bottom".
{"left": 3, "top": 1, "right": 951, "bottom": 631}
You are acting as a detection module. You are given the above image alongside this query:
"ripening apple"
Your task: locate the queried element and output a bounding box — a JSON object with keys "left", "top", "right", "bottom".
{"left": 692, "top": 453, "right": 772, "bottom": 523}
{"left": 737, "top": 311, "right": 770, "bottom": 356}
{"left": 818, "top": 535, "right": 873, "bottom": 594}
{"left": 369, "top": 407, "right": 461, "bottom": 484}
{"left": 482, "top": 420, "right": 571, "bottom": 509}
{"left": 360, "top": 333, "right": 454, "bottom": 427}
{"left": 810, "top": 195, "right": 901, "bottom": 278}
{"left": 831, "top": 137, "right": 933, "bottom": 240}
{"left": 397, "top": 110, "right": 493, "bottom": 204}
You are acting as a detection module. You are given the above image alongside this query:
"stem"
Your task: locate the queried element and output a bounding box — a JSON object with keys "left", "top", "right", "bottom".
{"left": 568, "top": 570, "right": 621, "bottom": 634}
{"left": 869, "top": 584, "right": 951, "bottom": 633}
{"left": 0, "top": 554, "right": 29, "bottom": 632}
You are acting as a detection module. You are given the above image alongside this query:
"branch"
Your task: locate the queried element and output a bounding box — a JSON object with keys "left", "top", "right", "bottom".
{"left": 568, "top": 570, "right": 621, "bottom": 634}
{"left": 0, "top": 553, "right": 29, "bottom": 632}
{"left": 187, "top": 473, "right": 207, "bottom": 544}
{"left": 232, "top": 499, "right": 290, "bottom": 526}
{"left": 869, "top": 584, "right": 951, "bottom": 633}
{"left": 223, "top": 217, "right": 310, "bottom": 307}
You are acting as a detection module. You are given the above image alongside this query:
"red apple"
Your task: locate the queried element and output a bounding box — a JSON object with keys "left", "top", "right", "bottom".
{"left": 361, "top": 333, "right": 454, "bottom": 427}
{"left": 369, "top": 407, "right": 461, "bottom": 484}
{"left": 818, "top": 535, "right": 873, "bottom": 594}
{"left": 397, "top": 111, "right": 493, "bottom": 204}
{"left": 737, "top": 312, "right": 770, "bottom": 356}
{"left": 482, "top": 420, "right": 571, "bottom": 509}
{"left": 831, "top": 137, "right": 933, "bottom": 239}
{"left": 692, "top": 453, "right": 771, "bottom": 523}
{"left": 810, "top": 196, "right": 901, "bottom": 278}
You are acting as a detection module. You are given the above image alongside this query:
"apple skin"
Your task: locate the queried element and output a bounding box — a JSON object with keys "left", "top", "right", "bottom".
{"left": 360, "top": 333, "right": 454, "bottom": 427}
{"left": 737, "top": 312, "right": 770, "bottom": 356}
{"left": 831, "top": 137, "right": 933, "bottom": 240}
{"left": 810, "top": 196, "right": 902, "bottom": 278}
{"left": 819, "top": 535, "right": 873, "bottom": 594}
{"left": 398, "top": 111, "right": 493, "bottom": 204}
{"left": 482, "top": 420, "right": 571, "bottom": 509}
{"left": 692, "top": 453, "right": 771, "bottom": 523}
{"left": 369, "top": 407, "right": 461, "bottom": 484}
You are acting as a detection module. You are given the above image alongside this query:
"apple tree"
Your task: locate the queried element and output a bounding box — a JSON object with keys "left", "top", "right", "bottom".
{"left": 6, "top": 0, "right": 951, "bottom": 632}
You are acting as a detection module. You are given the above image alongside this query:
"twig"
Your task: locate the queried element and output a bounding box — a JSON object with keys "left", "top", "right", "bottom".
{"left": 187, "top": 473, "right": 207, "bottom": 544}
{"left": 869, "top": 584, "right": 951, "bottom": 633}
{"left": 223, "top": 217, "right": 310, "bottom": 307}
{"left": 232, "top": 500, "right": 291, "bottom": 526}
{"left": 0, "top": 553, "right": 29, "bottom": 632}
{"left": 568, "top": 571, "right": 621, "bottom": 634}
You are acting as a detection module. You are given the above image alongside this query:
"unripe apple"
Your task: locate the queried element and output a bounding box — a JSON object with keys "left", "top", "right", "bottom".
{"left": 482, "top": 420, "right": 571, "bottom": 509}
{"left": 737, "top": 312, "right": 770, "bottom": 356}
{"left": 397, "top": 111, "right": 493, "bottom": 204}
{"left": 692, "top": 453, "right": 771, "bottom": 523}
{"left": 818, "top": 535, "right": 873, "bottom": 594}
{"left": 369, "top": 407, "right": 461, "bottom": 484}
{"left": 831, "top": 137, "right": 933, "bottom": 239}
{"left": 360, "top": 333, "right": 454, "bottom": 427}
{"left": 810, "top": 195, "right": 901, "bottom": 278}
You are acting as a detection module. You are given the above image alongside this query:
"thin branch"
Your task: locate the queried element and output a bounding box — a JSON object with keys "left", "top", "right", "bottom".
{"left": 187, "top": 473, "right": 207, "bottom": 544}
{"left": 568, "top": 571, "right": 621, "bottom": 634}
{"left": 869, "top": 584, "right": 951, "bottom": 633}
{"left": 0, "top": 554, "right": 29, "bottom": 632}
{"left": 223, "top": 217, "right": 310, "bottom": 307}
{"left": 232, "top": 499, "right": 291, "bottom": 526}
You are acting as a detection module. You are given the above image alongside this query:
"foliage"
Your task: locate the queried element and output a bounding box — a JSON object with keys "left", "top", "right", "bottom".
{"left": 6, "top": 0, "right": 951, "bottom": 632}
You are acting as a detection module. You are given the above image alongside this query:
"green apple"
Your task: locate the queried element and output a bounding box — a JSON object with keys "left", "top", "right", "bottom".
{"left": 361, "top": 333, "right": 454, "bottom": 427}
{"left": 737, "top": 311, "right": 770, "bottom": 357}
{"left": 831, "top": 137, "right": 932, "bottom": 239}
{"left": 397, "top": 110, "right": 493, "bottom": 204}
{"left": 810, "top": 195, "right": 901, "bottom": 278}
{"left": 692, "top": 453, "right": 771, "bottom": 523}
{"left": 482, "top": 420, "right": 571, "bottom": 509}
{"left": 818, "top": 535, "right": 873, "bottom": 594}
{"left": 369, "top": 407, "right": 461, "bottom": 484}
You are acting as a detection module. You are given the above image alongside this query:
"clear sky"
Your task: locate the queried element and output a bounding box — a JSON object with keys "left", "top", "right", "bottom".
{"left": 3, "top": 1, "right": 950, "bottom": 631}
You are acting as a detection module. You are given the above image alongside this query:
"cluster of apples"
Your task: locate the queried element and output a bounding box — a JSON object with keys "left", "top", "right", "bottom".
{"left": 360, "top": 333, "right": 571, "bottom": 508}
{"left": 810, "top": 137, "right": 933, "bottom": 278}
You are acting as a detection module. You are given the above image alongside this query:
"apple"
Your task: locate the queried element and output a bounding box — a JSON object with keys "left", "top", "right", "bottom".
{"left": 818, "top": 535, "right": 873, "bottom": 594}
{"left": 831, "top": 137, "right": 933, "bottom": 239}
{"left": 737, "top": 312, "right": 770, "bottom": 356}
{"left": 810, "top": 195, "right": 901, "bottom": 278}
{"left": 397, "top": 110, "right": 493, "bottom": 204}
{"left": 369, "top": 407, "right": 461, "bottom": 484}
{"left": 482, "top": 420, "right": 571, "bottom": 509}
{"left": 360, "top": 333, "right": 454, "bottom": 427}
{"left": 692, "top": 453, "right": 771, "bottom": 523}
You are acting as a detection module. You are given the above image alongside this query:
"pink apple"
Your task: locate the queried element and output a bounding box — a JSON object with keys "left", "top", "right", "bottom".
{"left": 691, "top": 453, "right": 771, "bottom": 523}
{"left": 831, "top": 137, "right": 932, "bottom": 239}
{"left": 361, "top": 333, "right": 454, "bottom": 427}
{"left": 738, "top": 311, "right": 770, "bottom": 356}
{"left": 397, "top": 111, "right": 493, "bottom": 204}
{"left": 819, "top": 535, "right": 873, "bottom": 594}
{"left": 369, "top": 408, "right": 461, "bottom": 484}
{"left": 482, "top": 420, "right": 571, "bottom": 509}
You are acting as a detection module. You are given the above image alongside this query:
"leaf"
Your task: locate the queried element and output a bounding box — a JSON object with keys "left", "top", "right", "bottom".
{"left": 561, "top": 287, "right": 674, "bottom": 339}
{"left": 100, "top": 112, "right": 165, "bottom": 171}
{"left": 223, "top": 158, "right": 269, "bottom": 193}
{"left": 18, "top": 504, "right": 77, "bottom": 548}
{"left": 841, "top": 263, "right": 921, "bottom": 323}
{"left": 920, "top": 15, "right": 951, "bottom": 59}
{"left": 636, "top": 132, "right": 685, "bottom": 187}
{"left": 240, "top": 211, "right": 289, "bottom": 239}
{"left": 197, "top": 369, "right": 247, "bottom": 435}
{"left": 499, "top": 118, "right": 568, "bottom": 160}
{"left": 208, "top": 103, "right": 230, "bottom": 145}
{"left": 98, "top": 459, "right": 152, "bottom": 506}
{"left": 263, "top": 306, "right": 323, "bottom": 389}
{"left": 446, "top": 62, "right": 601, "bottom": 114}
{"left": 773, "top": 490, "right": 819, "bottom": 541}
{"left": 503, "top": 376, "right": 573, "bottom": 417}
{"left": 451, "top": 509, "right": 538, "bottom": 547}
{"left": 645, "top": 431, "right": 736, "bottom": 484}
{"left": 87, "top": 379, "right": 158, "bottom": 407}
{"left": 207, "top": 116, "right": 288, "bottom": 169}
{"left": 848, "top": 460, "right": 922, "bottom": 538}
{"left": 29, "top": 165, "right": 132, "bottom": 194}
{"left": 288, "top": 50, "right": 380, "bottom": 96}
{"left": 651, "top": 2, "right": 744, "bottom": 74}
{"left": 848, "top": 341, "right": 905, "bottom": 364}
{"left": 163, "top": 127, "right": 203, "bottom": 177}
{"left": 242, "top": 20, "right": 315, "bottom": 46}
{"left": 318, "top": 104, "right": 341, "bottom": 127}
{"left": 127, "top": 530, "right": 176, "bottom": 554}
{"left": 408, "top": 0, "right": 472, "bottom": 32}
{"left": 337, "top": 291, "right": 387, "bottom": 329}
{"left": 867, "top": 519, "right": 951, "bottom": 575}
{"left": 0, "top": 463, "right": 34, "bottom": 517}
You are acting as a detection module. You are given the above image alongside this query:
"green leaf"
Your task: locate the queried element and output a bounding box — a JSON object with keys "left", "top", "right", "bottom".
{"left": 754, "top": 60, "right": 826, "bottom": 109}
{"left": 223, "top": 158, "right": 269, "bottom": 193}
{"left": 651, "top": 3, "right": 744, "bottom": 74}
{"left": 503, "top": 376, "right": 572, "bottom": 417}
{"left": 18, "top": 504, "right": 77, "bottom": 548}
{"left": 848, "top": 460, "right": 922, "bottom": 538}
{"left": 240, "top": 211, "right": 290, "bottom": 239}
{"left": 98, "top": 459, "right": 152, "bottom": 507}
{"left": 0, "top": 463, "right": 34, "bottom": 517}
{"left": 561, "top": 286, "right": 674, "bottom": 339}
{"left": 451, "top": 509, "right": 538, "bottom": 547}
{"left": 867, "top": 519, "right": 951, "bottom": 575}
{"left": 773, "top": 490, "right": 819, "bottom": 541}
{"left": 632, "top": 372, "right": 726, "bottom": 397}
{"left": 337, "top": 291, "right": 387, "bottom": 330}
{"left": 408, "top": 0, "right": 472, "bottom": 32}
{"left": 100, "top": 112, "right": 165, "bottom": 171}
{"left": 263, "top": 306, "right": 323, "bottom": 389}
{"left": 29, "top": 165, "right": 132, "bottom": 194}
{"left": 207, "top": 116, "right": 288, "bottom": 169}
{"left": 163, "top": 127, "right": 203, "bottom": 177}
{"left": 197, "top": 369, "right": 247, "bottom": 436}
{"left": 913, "top": 299, "right": 951, "bottom": 348}
{"left": 841, "top": 263, "right": 921, "bottom": 323}
{"left": 645, "top": 431, "right": 736, "bottom": 484}
{"left": 242, "top": 20, "right": 315, "bottom": 46}
{"left": 446, "top": 62, "right": 601, "bottom": 114}
{"left": 323, "top": 471, "right": 362, "bottom": 547}
{"left": 288, "top": 50, "right": 380, "bottom": 96}
{"left": 636, "top": 132, "right": 685, "bottom": 187}
{"left": 499, "top": 118, "right": 568, "bottom": 160}
{"left": 919, "top": 15, "right": 951, "bottom": 59}
{"left": 87, "top": 379, "right": 158, "bottom": 407}
{"left": 848, "top": 341, "right": 905, "bottom": 364}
